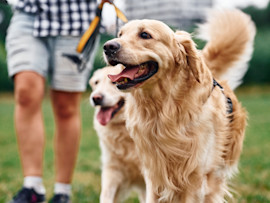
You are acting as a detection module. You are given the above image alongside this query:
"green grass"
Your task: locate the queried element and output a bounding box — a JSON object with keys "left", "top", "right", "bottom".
{"left": 0, "top": 86, "right": 270, "bottom": 202}
{"left": 232, "top": 85, "right": 270, "bottom": 203}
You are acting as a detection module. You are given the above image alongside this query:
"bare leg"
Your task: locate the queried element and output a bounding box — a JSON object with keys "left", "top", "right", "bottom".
{"left": 14, "top": 71, "right": 45, "bottom": 177}
{"left": 50, "top": 90, "right": 82, "bottom": 183}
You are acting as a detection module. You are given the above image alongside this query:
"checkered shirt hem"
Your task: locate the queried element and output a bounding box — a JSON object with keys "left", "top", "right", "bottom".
{"left": 16, "top": 0, "right": 97, "bottom": 37}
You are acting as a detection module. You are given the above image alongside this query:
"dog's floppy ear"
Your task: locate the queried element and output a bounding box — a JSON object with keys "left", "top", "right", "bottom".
{"left": 174, "top": 31, "right": 202, "bottom": 83}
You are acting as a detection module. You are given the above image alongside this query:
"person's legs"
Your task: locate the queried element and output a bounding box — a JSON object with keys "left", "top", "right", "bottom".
{"left": 7, "top": 13, "right": 49, "bottom": 176}
{"left": 10, "top": 71, "right": 47, "bottom": 203}
{"left": 50, "top": 90, "right": 82, "bottom": 184}
{"left": 14, "top": 71, "right": 46, "bottom": 177}
{"left": 47, "top": 33, "right": 97, "bottom": 202}
{"left": 6, "top": 11, "right": 51, "bottom": 202}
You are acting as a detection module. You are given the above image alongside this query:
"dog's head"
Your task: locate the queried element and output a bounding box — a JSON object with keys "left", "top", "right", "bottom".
{"left": 89, "top": 65, "right": 126, "bottom": 126}
{"left": 103, "top": 19, "right": 203, "bottom": 91}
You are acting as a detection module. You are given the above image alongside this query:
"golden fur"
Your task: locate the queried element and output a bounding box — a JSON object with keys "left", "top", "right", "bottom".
{"left": 89, "top": 65, "right": 145, "bottom": 203}
{"left": 103, "top": 10, "right": 255, "bottom": 202}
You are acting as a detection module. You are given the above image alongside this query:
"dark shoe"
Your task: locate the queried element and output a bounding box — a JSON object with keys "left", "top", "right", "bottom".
{"left": 49, "top": 194, "right": 71, "bottom": 203}
{"left": 9, "top": 187, "right": 46, "bottom": 203}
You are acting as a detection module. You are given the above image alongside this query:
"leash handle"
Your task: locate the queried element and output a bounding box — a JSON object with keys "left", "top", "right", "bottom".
{"left": 76, "top": 0, "right": 127, "bottom": 53}
{"left": 99, "top": 0, "right": 127, "bottom": 22}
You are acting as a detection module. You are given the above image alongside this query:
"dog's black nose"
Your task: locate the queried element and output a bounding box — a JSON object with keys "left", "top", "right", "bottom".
{"left": 103, "top": 41, "right": 120, "bottom": 57}
{"left": 92, "top": 94, "right": 103, "bottom": 106}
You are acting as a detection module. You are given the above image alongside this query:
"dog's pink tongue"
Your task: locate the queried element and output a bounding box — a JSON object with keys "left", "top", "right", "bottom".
{"left": 97, "top": 107, "right": 114, "bottom": 126}
{"left": 108, "top": 66, "right": 139, "bottom": 82}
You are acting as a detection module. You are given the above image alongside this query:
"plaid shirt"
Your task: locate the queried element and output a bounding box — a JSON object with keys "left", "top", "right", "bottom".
{"left": 16, "top": 0, "right": 97, "bottom": 37}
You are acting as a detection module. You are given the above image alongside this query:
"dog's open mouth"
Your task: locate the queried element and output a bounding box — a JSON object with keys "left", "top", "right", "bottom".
{"left": 97, "top": 99, "right": 125, "bottom": 126}
{"left": 108, "top": 61, "right": 158, "bottom": 90}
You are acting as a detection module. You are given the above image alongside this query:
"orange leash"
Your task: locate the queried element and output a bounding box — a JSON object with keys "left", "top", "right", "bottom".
{"left": 76, "top": 0, "right": 127, "bottom": 53}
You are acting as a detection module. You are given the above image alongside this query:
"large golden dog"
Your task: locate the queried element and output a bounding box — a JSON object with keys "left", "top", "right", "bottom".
{"left": 89, "top": 65, "right": 145, "bottom": 203}
{"left": 103, "top": 10, "right": 255, "bottom": 202}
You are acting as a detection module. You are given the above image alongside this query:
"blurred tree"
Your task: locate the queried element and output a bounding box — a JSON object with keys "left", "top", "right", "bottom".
{"left": 0, "top": 4, "right": 13, "bottom": 91}
{"left": 0, "top": 3, "right": 12, "bottom": 42}
{"left": 243, "top": 2, "right": 270, "bottom": 28}
{"left": 242, "top": 2, "right": 270, "bottom": 84}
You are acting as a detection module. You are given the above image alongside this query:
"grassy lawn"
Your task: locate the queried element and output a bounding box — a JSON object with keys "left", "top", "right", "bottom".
{"left": 0, "top": 85, "right": 270, "bottom": 203}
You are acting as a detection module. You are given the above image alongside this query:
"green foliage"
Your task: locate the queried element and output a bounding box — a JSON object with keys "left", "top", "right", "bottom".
{"left": 0, "top": 5, "right": 13, "bottom": 91}
{"left": 241, "top": 3, "right": 270, "bottom": 84}
{"left": 242, "top": 2, "right": 270, "bottom": 28}
{"left": 0, "top": 4, "right": 12, "bottom": 42}
{"left": 0, "top": 41, "right": 13, "bottom": 91}
{"left": 243, "top": 27, "right": 270, "bottom": 84}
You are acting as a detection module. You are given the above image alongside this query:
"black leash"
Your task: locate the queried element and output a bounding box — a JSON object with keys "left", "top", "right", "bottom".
{"left": 213, "top": 79, "right": 233, "bottom": 115}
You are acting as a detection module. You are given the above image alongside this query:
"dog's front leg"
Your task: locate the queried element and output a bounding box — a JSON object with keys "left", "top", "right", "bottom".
{"left": 137, "top": 188, "right": 146, "bottom": 203}
{"left": 145, "top": 174, "right": 158, "bottom": 203}
{"left": 100, "top": 167, "right": 124, "bottom": 203}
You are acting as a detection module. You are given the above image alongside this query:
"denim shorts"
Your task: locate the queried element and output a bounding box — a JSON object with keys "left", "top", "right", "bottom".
{"left": 6, "top": 11, "right": 99, "bottom": 92}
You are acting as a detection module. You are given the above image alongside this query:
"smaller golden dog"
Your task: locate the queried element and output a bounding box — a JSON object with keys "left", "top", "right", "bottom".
{"left": 89, "top": 65, "right": 145, "bottom": 203}
{"left": 103, "top": 9, "right": 255, "bottom": 203}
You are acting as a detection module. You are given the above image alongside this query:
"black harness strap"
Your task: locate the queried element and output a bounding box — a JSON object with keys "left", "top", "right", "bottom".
{"left": 213, "top": 79, "right": 233, "bottom": 115}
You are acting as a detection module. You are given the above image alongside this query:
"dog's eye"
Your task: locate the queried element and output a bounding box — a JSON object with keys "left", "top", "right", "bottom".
{"left": 95, "top": 80, "right": 99, "bottom": 85}
{"left": 140, "top": 32, "right": 152, "bottom": 39}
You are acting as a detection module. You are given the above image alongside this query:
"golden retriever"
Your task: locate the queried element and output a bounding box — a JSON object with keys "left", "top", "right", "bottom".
{"left": 103, "top": 10, "right": 255, "bottom": 202}
{"left": 89, "top": 65, "right": 145, "bottom": 203}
